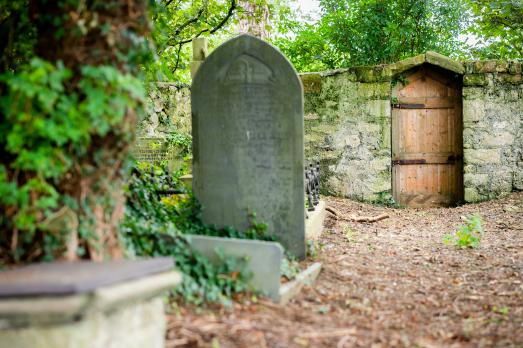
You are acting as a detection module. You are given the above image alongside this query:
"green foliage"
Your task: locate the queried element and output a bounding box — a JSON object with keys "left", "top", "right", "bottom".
{"left": 273, "top": 0, "right": 522, "bottom": 71}
{"left": 270, "top": 2, "right": 344, "bottom": 72}
{"left": 466, "top": 0, "right": 523, "bottom": 59}
{"left": 148, "top": 0, "right": 239, "bottom": 82}
{"left": 0, "top": 58, "right": 145, "bottom": 261}
{"left": 280, "top": 255, "right": 300, "bottom": 281}
{"left": 147, "top": 0, "right": 292, "bottom": 82}
{"left": 392, "top": 75, "right": 409, "bottom": 88}
{"left": 121, "top": 163, "right": 274, "bottom": 304}
{"left": 272, "top": 22, "right": 342, "bottom": 72}
{"left": 443, "top": 214, "right": 484, "bottom": 249}
{"left": 275, "top": 0, "right": 469, "bottom": 71}
{"left": 166, "top": 132, "right": 192, "bottom": 158}
{"left": 372, "top": 192, "right": 396, "bottom": 207}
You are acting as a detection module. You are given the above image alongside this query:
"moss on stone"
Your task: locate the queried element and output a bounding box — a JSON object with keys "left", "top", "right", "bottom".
{"left": 386, "top": 54, "right": 426, "bottom": 77}
{"left": 497, "top": 73, "right": 522, "bottom": 85}
{"left": 508, "top": 62, "right": 522, "bottom": 74}
{"left": 463, "top": 74, "right": 488, "bottom": 86}
{"left": 300, "top": 73, "right": 322, "bottom": 93}
{"left": 464, "top": 187, "right": 483, "bottom": 203}
{"left": 425, "top": 51, "right": 465, "bottom": 74}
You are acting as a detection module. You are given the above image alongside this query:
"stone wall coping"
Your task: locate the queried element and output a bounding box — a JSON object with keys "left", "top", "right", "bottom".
{"left": 424, "top": 51, "right": 465, "bottom": 74}
{"left": 0, "top": 270, "right": 181, "bottom": 328}
{"left": 463, "top": 60, "right": 522, "bottom": 74}
{"left": 298, "top": 53, "right": 521, "bottom": 85}
{"left": 149, "top": 56, "right": 520, "bottom": 88}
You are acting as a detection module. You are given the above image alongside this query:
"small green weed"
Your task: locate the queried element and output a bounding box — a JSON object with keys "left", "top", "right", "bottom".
{"left": 306, "top": 239, "right": 323, "bottom": 260}
{"left": 489, "top": 305, "right": 510, "bottom": 324}
{"left": 280, "top": 256, "right": 300, "bottom": 281}
{"left": 443, "top": 214, "right": 484, "bottom": 248}
{"left": 317, "top": 305, "right": 331, "bottom": 314}
{"left": 492, "top": 305, "right": 509, "bottom": 315}
{"left": 372, "top": 192, "right": 396, "bottom": 207}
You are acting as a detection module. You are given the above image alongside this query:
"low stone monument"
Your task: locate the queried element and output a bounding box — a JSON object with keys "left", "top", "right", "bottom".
{"left": 191, "top": 34, "right": 306, "bottom": 258}
{"left": 0, "top": 258, "right": 180, "bottom": 348}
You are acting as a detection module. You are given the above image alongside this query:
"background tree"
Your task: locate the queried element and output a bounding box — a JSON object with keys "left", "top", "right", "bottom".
{"left": 151, "top": 0, "right": 239, "bottom": 82}
{"left": 467, "top": 0, "right": 523, "bottom": 59}
{"left": 238, "top": 0, "right": 271, "bottom": 39}
{"left": 274, "top": 0, "right": 469, "bottom": 71}
{"left": 150, "top": 0, "right": 279, "bottom": 82}
{"left": 0, "top": 1, "right": 35, "bottom": 73}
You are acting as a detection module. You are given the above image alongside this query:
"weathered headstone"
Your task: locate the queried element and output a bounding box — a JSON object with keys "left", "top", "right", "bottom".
{"left": 192, "top": 34, "right": 305, "bottom": 258}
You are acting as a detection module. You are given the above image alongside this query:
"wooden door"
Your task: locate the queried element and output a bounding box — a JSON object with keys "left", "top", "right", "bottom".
{"left": 392, "top": 65, "right": 463, "bottom": 207}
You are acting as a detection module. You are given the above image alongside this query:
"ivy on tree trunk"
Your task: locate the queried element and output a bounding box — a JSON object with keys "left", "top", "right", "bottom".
{"left": 0, "top": 0, "right": 151, "bottom": 263}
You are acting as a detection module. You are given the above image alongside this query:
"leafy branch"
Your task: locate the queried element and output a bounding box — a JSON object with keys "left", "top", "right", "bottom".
{"left": 157, "top": 0, "right": 238, "bottom": 73}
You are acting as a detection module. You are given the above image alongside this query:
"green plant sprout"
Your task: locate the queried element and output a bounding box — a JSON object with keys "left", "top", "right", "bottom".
{"left": 443, "top": 214, "right": 484, "bottom": 248}
{"left": 280, "top": 256, "right": 300, "bottom": 281}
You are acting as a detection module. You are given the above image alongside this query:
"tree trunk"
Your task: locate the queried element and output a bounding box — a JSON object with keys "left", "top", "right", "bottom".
{"left": 238, "top": 0, "right": 271, "bottom": 40}
{"left": 25, "top": 0, "right": 150, "bottom": 261}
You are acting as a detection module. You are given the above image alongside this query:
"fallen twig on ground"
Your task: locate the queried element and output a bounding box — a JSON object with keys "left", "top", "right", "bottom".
{"left": 350, "top": 213, "right": 389, "bottom": 223}
{"left": 326, "top": 205, "right": 341, "bottom": 218}
{"left": 326, "top": 205, "right": 389, "bottom": 223}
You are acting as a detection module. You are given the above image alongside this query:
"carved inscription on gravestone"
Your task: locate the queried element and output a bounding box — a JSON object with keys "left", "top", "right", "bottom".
{"left": 191, "top": 35, "right": 305, "bottom": 258}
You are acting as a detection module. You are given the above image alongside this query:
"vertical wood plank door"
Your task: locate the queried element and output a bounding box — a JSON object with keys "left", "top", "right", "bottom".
{"left": 392, "top": 65, "right": 463, "bottom": 207}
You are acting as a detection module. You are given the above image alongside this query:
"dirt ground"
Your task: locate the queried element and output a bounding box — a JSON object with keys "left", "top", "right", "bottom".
{"left": 166, "top": 192, "right": 523, "bottom": 348}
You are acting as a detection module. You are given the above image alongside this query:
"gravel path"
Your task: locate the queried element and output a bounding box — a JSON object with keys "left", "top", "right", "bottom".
{"left": 167, "top": 192, "right": 523, "bottom": 348}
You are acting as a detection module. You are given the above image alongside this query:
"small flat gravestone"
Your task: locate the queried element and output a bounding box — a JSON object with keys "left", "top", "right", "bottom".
{"left": 192, "top": 34, "right": 305, "bottom": 258}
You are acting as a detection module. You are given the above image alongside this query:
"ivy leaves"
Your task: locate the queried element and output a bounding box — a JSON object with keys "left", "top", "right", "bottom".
{"left": 0, "top": 57, "right": 145, "bottom": 258}
{"left": 121, "top": 163, "right": 256, "bottom": 305}
{"left": 79, "top": 65, "right": 145, "bottom": 136}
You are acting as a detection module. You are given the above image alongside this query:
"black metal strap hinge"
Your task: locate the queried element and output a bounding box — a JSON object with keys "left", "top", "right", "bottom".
{"left": 392, "top": 103, "right": 425, "bottom": 109}
{"left": 392, "top": 159, "right": 427, "bottom": 165}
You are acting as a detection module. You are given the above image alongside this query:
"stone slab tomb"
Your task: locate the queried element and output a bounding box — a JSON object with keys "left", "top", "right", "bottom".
{"left": 0, "top": 258, "right": 180, "bottom": 348}
{"left": 191, "top": 34, "right": 306, "bottom": 258}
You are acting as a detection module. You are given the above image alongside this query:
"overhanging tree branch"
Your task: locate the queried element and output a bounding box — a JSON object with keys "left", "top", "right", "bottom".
{"left": 164, "top": 0, "right": 237, "bottom": 72}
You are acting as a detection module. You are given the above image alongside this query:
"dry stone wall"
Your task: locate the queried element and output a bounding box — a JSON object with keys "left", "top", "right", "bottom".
{"left": 133, "top": 83, "right": 191, "bottom": 163}
{"left": 142, "top": 82, "right": 191, "bottom": 137}
{"left": 301, "top": 58, "right": 522, "bottom": 203}
{"left": 462, "top": 61, "right": 523, "bottom": 202}
{"left": 301, "top": 72, "right": 392, "bottom": 202}
{"left": 143, "top": 55, "right": 523, "bottom": 204}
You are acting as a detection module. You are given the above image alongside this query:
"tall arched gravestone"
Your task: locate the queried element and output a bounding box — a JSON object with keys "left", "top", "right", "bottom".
{"left": 192, "top": 35, "right": 305, "bottom": 259}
